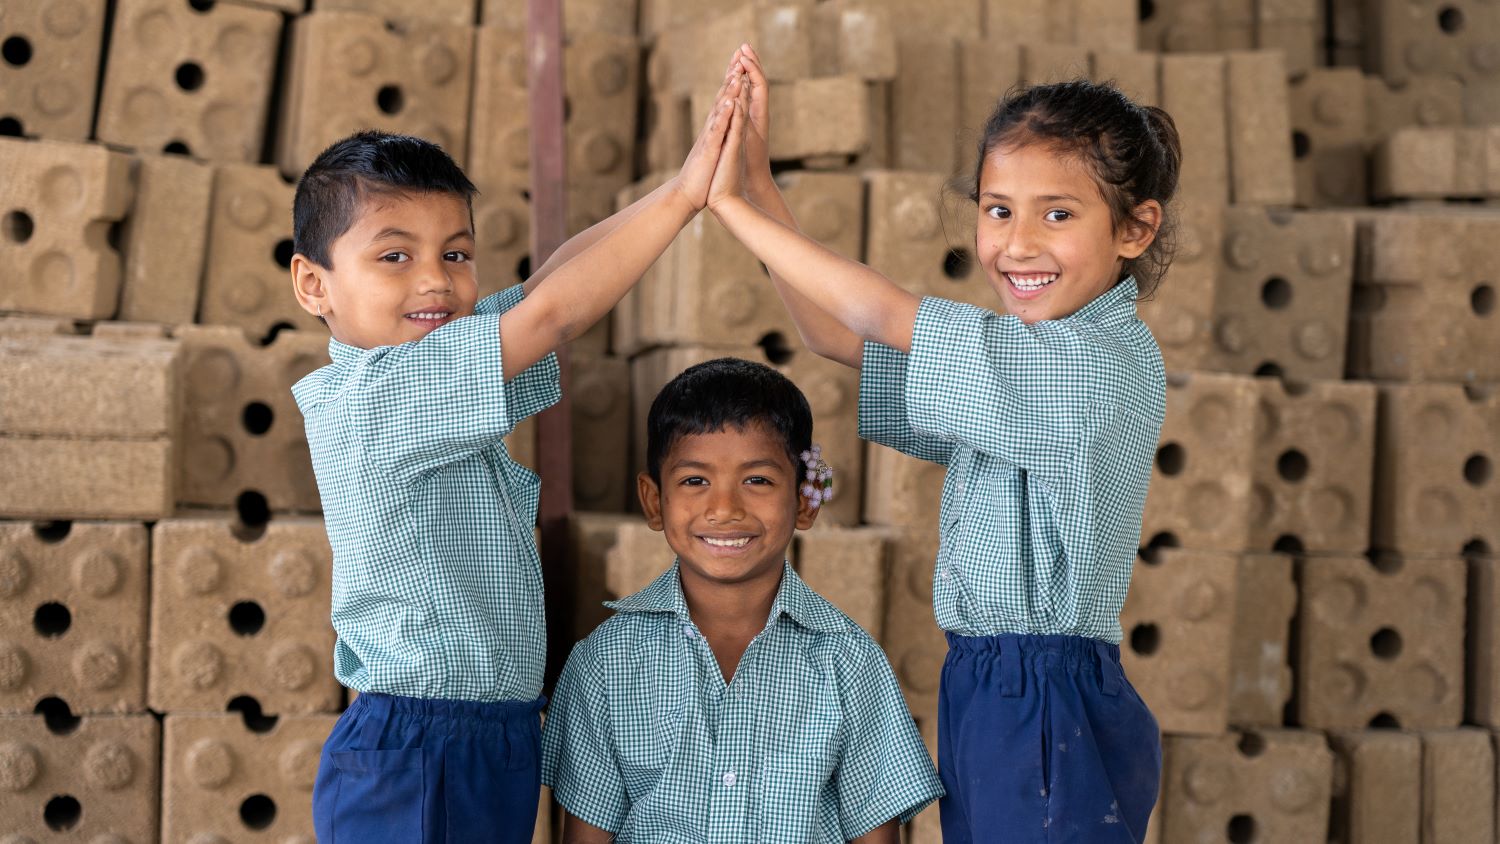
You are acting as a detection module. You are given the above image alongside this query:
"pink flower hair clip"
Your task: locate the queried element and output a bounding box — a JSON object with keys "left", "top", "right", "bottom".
{"left": 799, "top": 444, "right": 834, "bottom": 509}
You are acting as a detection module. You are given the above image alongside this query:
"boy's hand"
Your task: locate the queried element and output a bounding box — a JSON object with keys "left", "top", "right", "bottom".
{"left": 707, "top": 75, "right": 751, "bottom": 213}
{"left": 731, "top": 44, "right": 774, "bottom": 194}
{"left": 673, "top": 72, "right": 741, "bottom": 211}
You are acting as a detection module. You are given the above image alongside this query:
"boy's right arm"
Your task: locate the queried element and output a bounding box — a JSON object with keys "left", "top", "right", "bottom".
{"left": 561, "top": 813, "right": 616, "bottom": 843}
{"left": 496, "top": 74, "right": 742, "bottom": 381}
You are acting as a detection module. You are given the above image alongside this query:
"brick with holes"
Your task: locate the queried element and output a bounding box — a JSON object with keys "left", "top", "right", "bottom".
{"left": 162, "top": 711, "right": 338, "bottom": 841}
{"left": 1140, "top": 372, "right": 1259, "bottom": 553}
{"left": 174, "top": 325, "right": 328, "bottom": 514}
{"left": 571, "top": 353, "right": 631, "bottom": 513}
{"left": 1211, "top": 207, "right": 1356, "bottom": 380}
{"left": 96, "top": 0, "right": 280, "bottom": 162}
{"left": 1256, "top": 0, "right": 1319, "bottom": 76}
{"left": 651, "top": 3, "right": 812, "bottom": 97}
{"left": 689, "top": 75, "right": 872, "bottom": 165}
{"left": 117, "top": 153, "right": 213, "bottom": 325}
{"left": 862, "top": 442, "right": 945, "bottom": 529}
{"left": 0, "top": 712, "right": 159, "bottom": 842}
{"left": 1136, "top": 203, "right": 1222, "bottom": 372}
{"left": 0, "top": 137, "right": 133, "bottom": 319}
{"left": 315, "top": 0, "right": 477, "bottom": 25}
{"left": 1225, "top": 51, "right": 1295, "bottom": 206}
{"left": 482, "top": 0, "right": 637, "bottom": 36}
{"left": 604, "top": 521, "right": 676, "bottom": 601}
{"left": 148, "top": 517, "right": 339, "bottom": 714}
{"left": 1373, "top": 383, "right": 1500, "bottom": 555}
{"left": 0, "top": 330, "right": 178, "bottom": 520}
{"left": 956, "top": 41, "right": 1022, "bottom": 167}
{"left": 1374, "top": 126, "right": 1500, "bottom": 200}
{"left": 1348, "top": 210, "right": 1500, "bottom": 382}
{"left": 1297, "top": 553, "right": 1465, "bottom": 729}
{"left": 628, "top": 342, "right": 863, "bottom": 526}
{"left": 1160, "top": 54, "right": 1229, "bottom": 210}
{"left": 1228, "top": 552, "right": 1296, "bottom": 727}
{"left": 1249, "top": 378, "right": 1376, "bottom": 554}
{"left": 1468, "top": 555, "right": 1500, "bottom": 727}
{"left": 1365, "top": 74, "right": 1465, "bottom": 139}
{"left": 0, "top": 522, "right": 148, "bottom": 714}
{"left": 1289, "top": 68, "right": 1368, "bottom": 207}
{"left": 1421, "top": 729, "right": 1496, "bottom": 842}
{"left": 810, "top": 1, "right": 898, "bottom": 81}
{"left": 199, "top": 163, "right": 320, "bottom": 340}
{"left": 864, "top": 171, "right": 989, "bottom": 309}
{"left": 1326, "top": 730, "right": 1421, "bottom": 844}
{"left": 797, "top": 526, "right": 888, "bottom": 639}
{"left": 1365, "top": 0, "right": 1500, "bottom": 121}
{"left": 0, "top": 1, "right": 106, "bottom": 142}
{"left": 1158, "top": 730, "right": 1333, "bottom": 844}
{"left": 569, "top": 512, "right": 636, "bottom": 640}
{"left": 276, "top": 11, "right": 473, "bottom": 179}
{"left": 881, "top": 527, "right": 945, "bottom": 725}
{"left": 890, "top": 37, "right": 962, "bottom": 176}
{"left": 1119, "top": 548, "right": 1237, "bottom": 735}
{"left": 468, "top": 26, "right": 639, "bottom": 195}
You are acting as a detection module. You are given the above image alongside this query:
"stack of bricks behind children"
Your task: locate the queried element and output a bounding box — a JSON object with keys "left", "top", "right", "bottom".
{"left": 0, "top": 0, "right": 1497, "bottom": 840}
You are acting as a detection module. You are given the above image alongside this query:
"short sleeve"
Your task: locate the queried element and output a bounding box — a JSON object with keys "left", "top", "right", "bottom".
{"left": 487, "top": 283, "right": 563, "bottom": 427}
{"left": 905, "top": 296, "right": 1096, "bottom": 485}
{"left": 834, "top": 641, "right": 944, "bottom": 835}
{"left": 541, "top": 640, "right": 630, "bottom": 834}
{"left": 858, "top": 341, "right": 956, "bottom": 466}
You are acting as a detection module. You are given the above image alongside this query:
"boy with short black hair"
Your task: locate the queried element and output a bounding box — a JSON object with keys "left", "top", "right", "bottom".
{"left": 542, "top": 357, "right": 943, "bottom": 843}
{"left": 291, "top": 74, "right": 742, "bottom": 842}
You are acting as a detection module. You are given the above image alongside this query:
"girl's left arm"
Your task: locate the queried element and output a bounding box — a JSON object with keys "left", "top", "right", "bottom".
{"left": 849, "top": 820, "right": 900, "bottom": 844}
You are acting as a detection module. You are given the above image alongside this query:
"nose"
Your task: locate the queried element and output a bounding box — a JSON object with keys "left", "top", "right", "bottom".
{"left": 704, "top": 483, "right": 745, "bottom": 524}
{"left": 1004, "top": 215, "right": 1042, "bottom": 261}
{"left": 416, "top": 255, "right": 454, "bottom": 295}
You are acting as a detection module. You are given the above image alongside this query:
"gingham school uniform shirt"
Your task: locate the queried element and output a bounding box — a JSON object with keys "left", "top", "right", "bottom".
{"left": 291, "top": 284, "right": 560, "bottom": 701}
{"left": 541, "top": 562, "right": 943, "bottom": 843}
{"left": 860, "top": 278, "right": 1166, "bottom": 644}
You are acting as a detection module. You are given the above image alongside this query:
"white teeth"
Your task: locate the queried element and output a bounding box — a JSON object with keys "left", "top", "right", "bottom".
{"left": 407, "top": 312, "right": 450, "bottom": 320}
{"left": 1008, "top": 273, "right": 1058, "bottom": 291}
{"left": 703, "top": 536, "right": 750, "bottom": 548}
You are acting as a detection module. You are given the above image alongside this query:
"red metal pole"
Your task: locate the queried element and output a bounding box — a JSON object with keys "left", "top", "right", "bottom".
{"left": 526, "top": 0, "right": 572, "bottom": 688}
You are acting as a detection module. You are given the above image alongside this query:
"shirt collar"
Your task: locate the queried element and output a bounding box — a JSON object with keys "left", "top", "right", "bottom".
{"left": 1068, "top": 275, "right": 1139, "bottom": 325}
{"left": 607, "top": 560, "right": 846, "bottom": 635}
{"left": 327, "top": 336, "right": 365, "bottom": 364}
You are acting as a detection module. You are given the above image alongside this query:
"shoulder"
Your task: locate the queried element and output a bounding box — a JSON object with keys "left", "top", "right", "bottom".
{"left": 793, "top": 589, "right": 886, "bottom": 676}
{"left": 568, "top": 611, "right": 667, "bottom": 675}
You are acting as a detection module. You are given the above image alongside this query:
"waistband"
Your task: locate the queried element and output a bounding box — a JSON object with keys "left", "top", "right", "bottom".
{"left": 944, "top": 632, "right": 1123, "bottom": 696}
{"left": 350, "top": 691, "right": 546, "bottom": 723}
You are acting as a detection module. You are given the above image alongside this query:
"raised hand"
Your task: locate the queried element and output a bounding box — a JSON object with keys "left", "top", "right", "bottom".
{"left": 674, "top": 72, "right": 742, "bottom": 210}
{"left": 733, "top": 44, "right": 773, "bottom": 189}
{"left": 707, "top": 70, "right": 752, "bottom": 212}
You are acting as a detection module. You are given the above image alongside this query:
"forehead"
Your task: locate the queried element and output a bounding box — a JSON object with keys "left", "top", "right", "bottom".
{"left": 664, "top": 421, "right": 790, "bottom": 466}
{"left": 979, "top": 141, "right": 1104, "bottom": 201}
{"left": 344, "top": 189, "right": 472, "bottom": 237}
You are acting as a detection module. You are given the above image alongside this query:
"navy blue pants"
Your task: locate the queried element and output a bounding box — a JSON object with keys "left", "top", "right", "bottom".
{"left": 939, "top": 634, "right": 1160, "bottom": 843}
{"left": 312, "top": 692, "right": 543, "bottom": 843}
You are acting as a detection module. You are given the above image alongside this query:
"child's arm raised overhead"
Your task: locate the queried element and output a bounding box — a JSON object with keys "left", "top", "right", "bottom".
{"left": 730, "top": 46, "right": 865, "bottom": 370}
{"left": 497, "top": 72, "right": 741, "bottom": 380}
{"left": 707, "top": 61, "right": 921, "bottom": 356}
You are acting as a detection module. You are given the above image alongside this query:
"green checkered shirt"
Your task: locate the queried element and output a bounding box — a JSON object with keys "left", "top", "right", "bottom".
{"left": 542, "top": 562, "right": 943, "bottom": 842}
{"left": 292, "top": 284, "right": 560, "bottom": 701}
{"left": 860, "top": 278, "right": 1165, "bottom": 644}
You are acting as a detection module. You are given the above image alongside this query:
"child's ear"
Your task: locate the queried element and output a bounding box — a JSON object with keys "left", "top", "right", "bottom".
{"left": 637, "top": 471, "right": 665, "bottom": 532}
{"left": 794, "top": 487, "right": 822, "bottom": 531}
{"left": 1118, "top": 199, "right": 1163, "bottom": 260}
{"left": 291, "top": 253, "right": 330, "bottom": 319}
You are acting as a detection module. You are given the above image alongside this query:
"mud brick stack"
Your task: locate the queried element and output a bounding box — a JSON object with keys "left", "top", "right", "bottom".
{"left": 2, "top": 0, "right": 1499, "bottom": 839}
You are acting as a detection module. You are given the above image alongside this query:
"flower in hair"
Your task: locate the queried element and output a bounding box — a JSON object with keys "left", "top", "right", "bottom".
{"left": 799, "top": 444, "right": 834, "bottom": 509}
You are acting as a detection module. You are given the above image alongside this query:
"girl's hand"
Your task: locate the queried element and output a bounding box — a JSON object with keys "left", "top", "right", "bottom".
{"left": 733, "top": 44, "right": 774, "bottom": 190}
{"left": 707, "top": 75, "right": 751, "bottom": 212}
{"left": 674, "top": 73, "right": 741, "bottom": 210}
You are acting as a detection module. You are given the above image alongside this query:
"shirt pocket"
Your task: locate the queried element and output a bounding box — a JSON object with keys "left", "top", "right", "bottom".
{"left": 329, "top": 748, "right": 425, "bottom": 841}
{"left": 757, "top": 696, "right": 842, "bottom": 842}
{"left": 613, "top": 656, "right": 685, "bottom": 790}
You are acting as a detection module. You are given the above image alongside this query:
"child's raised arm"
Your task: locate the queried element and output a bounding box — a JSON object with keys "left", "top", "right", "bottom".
{"left": 708, "top": 50, "right": 920, "bottom": 355}
{"left": 497, "top": 70, "right": 742, "bottom": 380}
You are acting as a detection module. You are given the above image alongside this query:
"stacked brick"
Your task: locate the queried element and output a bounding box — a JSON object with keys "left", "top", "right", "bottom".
{"left": 2, "top": 0, "right": 1498, "bottom": 839}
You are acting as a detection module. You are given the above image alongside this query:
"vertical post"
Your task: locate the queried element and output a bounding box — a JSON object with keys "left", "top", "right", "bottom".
{"left": 526, "top": 0, "right": 572, "bottom": 688}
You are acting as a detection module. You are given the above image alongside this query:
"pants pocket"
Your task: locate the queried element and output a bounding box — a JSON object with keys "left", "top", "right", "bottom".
{"left": 328, "top": 747, "right": 425, "bottom": 842}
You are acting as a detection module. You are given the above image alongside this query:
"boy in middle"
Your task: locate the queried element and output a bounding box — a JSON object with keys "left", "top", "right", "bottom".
{"left": 542, "top": 358, "right": 943, "bottom": 843}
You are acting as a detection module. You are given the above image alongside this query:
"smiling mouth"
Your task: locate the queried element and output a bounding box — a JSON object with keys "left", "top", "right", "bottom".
{"left": 699, "top": 535, "right": 754, "bottom": 550}
{"left": 1005, "top": 272, "right": 1058, "bottom": 292}
{"left": 405, "top": 311, "right": 452, "bottom": 322}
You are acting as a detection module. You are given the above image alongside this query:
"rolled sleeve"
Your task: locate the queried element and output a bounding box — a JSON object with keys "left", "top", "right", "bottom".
{"left": 542, "top": 641, "right": 630, "bottom": 834}
{"left": 835, "top": 644, "right": 944, "bottom": 835}
{"left": 858, "top": 341, "right": 956, "bottom": 466}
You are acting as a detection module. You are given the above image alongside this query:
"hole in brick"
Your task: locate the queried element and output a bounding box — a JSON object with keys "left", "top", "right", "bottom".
{"left": 1276, "top": 449, "right": 1309, "bottom": 482}
{"left": 1465, "top": 454, "right": 1492, "bottom": 486}
{"left": 1370, "top": 711, "right": 1401, "bottom": 728}
{"left": 1139, "top": 532, "right": 1179, "bottom": 564}
{"left": 1138, "top": 0, "right": 1155, "bottom": 21}
{"left": 1466, "top": 539, "right": 1493, "bottom": 558}
{"left": 1253, "top": 361, "right": 1284, "bottom": 378}
{"left": 106, "top": 219, "right": 125, "bottom": 252}
{"left": 242, "top": 402, "right": 274, "bottom": 436}
{"left": 757, "top": 332, "right": 794, "bottom": 366}
{"left": 273, "top": 238, "right": 294, "bottom": 269}
{"left": 33, "top": 602, "right": 70, "bottom": 637}
{"left": 33, "top": 521, "right": 71, "bottom": 543}
{"left": 163, "top": 140, "right": 192, "bottom": 156}
{"left": 1226, "top": 814, "right": 1256, "bottom": 843}
{"left": 234, "top": 491, "right": 270, "bottom": 539}
{"left": 240, "top": 794, "right": 277, "bottom": 830}
{"left": 1154, "top": 442, "right": 1185, "bottom": 476}
{"left": 1272, "top": 534, "right": 1304, "bottom": 554}
{"left": 187, "top": 0, "right": 216, "bottom": 11}
{"left": 1371, "top": 553, "right": 1403, "bottom": 574}
{"left": 260, "top": 322, "right": 295, "bottom": 346}
{"left": 3, "top": 210, "right": 34, "bottom": 244}
{"left": 376, "top": 85, "right": 404, "bottom": 115}
{"left": 1128, "top": 623, "right": 1160, "bottom": 656}
{"left": 228, "top": 695, "right": 280, "bottom": 733}
{"left": 1474, "top": 285, "right": 1495, "bottom": 316}
{"left": 1291, "top": 130, "right": 1310, "bottom": 159}
{"left": 228, "top": 601, "right": 266, "bottom": 636}
{"left": 942, "top": 248, "right": 973, "bottom": 280}
{"left": 1260, "top": 277, "right": 1292, "bottom": 309}
{"left": 1370, "top": 627, "right": 1402, "bottom": 660}
{"left": 1438, "top": 6, "right": 1464, "bottom": 32}
{"left": 516, "top": 254, "right": 532, "bottom": 280}
{"left": 44, "top": 795, "right": 81, "bottom": 831}
{"left": 1236, "top": 732, "right": 1265, "bottom": 757}
{"left": 0, "top": 116, "right": 23, "bottom": 136}
{"left": 174, "top": 61, "right": 206, "bottom": 92}
{"left": 34, "top": 697, "right": 80, "bottom": 735}
{"left": 2, "top": 36, "right": 32, "bottom": 67}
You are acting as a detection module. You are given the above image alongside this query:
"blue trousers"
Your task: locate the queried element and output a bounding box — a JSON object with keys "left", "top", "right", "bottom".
{"left": 312, "top": 692, "right": 543, "bottom": 843}
{"left": 938, "top": 634, "right": 1160, "bottom": 843}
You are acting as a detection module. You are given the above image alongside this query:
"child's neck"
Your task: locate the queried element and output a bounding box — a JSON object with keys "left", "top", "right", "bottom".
{"left": 680, "top": 562, "right": 783, "bottom": 685}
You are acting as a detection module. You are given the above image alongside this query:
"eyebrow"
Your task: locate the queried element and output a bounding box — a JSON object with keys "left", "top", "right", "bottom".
{"left": 981, "top": 192, "right": 1084, "bottom": 203}
{"left": 369, "top": 227, "right": 473, "bottom": 243}
{"left": 671, "top": 458, "right": 785, "bottom": 471}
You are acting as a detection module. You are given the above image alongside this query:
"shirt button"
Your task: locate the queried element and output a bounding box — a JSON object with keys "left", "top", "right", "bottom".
{"left": 940, "top": 567, "right": 951, "bottom": 581}
{"left": 682, "top": 624, "right": 696, "bottom": 639}
{"left": 722, "top": 771, "right": 737, "bottom": 788}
